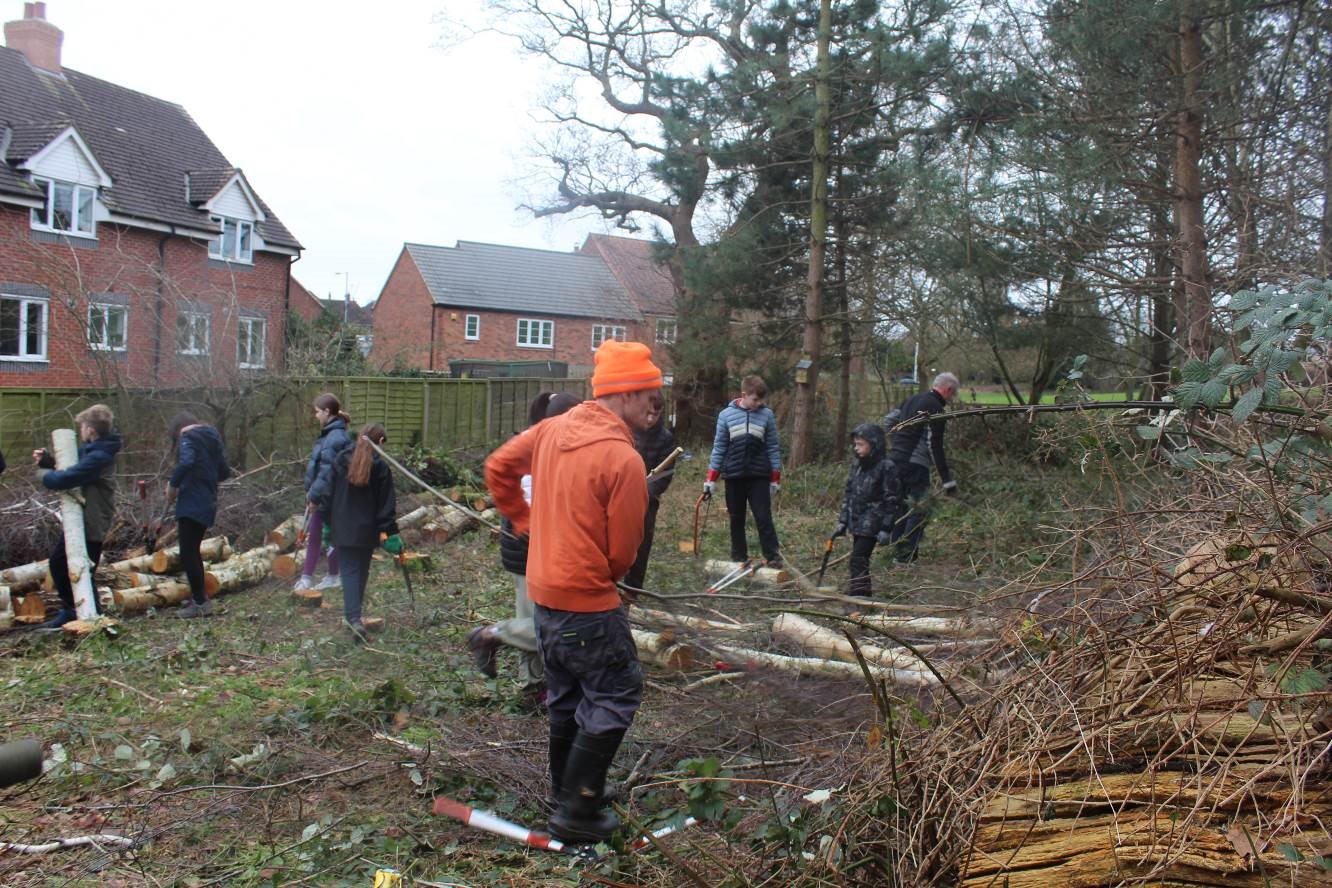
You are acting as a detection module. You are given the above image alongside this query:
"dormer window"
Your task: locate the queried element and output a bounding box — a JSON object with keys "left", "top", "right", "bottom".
{"left": 30, "top": 177, "right": 96, "bottom": 236}
{"left": 210, "top": 216, "right": 253, "bottom": 263}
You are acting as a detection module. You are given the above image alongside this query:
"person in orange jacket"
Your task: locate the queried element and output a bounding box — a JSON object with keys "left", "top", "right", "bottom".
{"left": 485, "top": 339, "right": 662, "bottom": 845}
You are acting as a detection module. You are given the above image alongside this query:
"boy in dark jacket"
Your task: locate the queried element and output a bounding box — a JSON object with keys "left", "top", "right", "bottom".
{"left": 705, "top": 375, "right": 783, "bottom": 565}
{"left": 167, "top": 412, "right": 232, "bottom": 618}
{"left": 33, "top": 405, "right": 121, "bottom": 628}
{"left": 318, "top": 423, "right": 400, "bottom": 643}
{"left": 624, "top": 397, "right": 675, "bottom": 592}
{"left": 835, "top": 423, "right": 899, "bottom": 598}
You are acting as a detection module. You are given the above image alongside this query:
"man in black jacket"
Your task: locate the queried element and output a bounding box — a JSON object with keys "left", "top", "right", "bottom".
{"left": 624, "top": 395, "right": 675, "bottom": 593}
{"left": 885, "top": 372, "right": 959, "bottom": 564}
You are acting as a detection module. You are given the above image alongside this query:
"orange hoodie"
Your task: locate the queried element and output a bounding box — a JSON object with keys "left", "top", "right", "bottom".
{"left": 485, "top": 400, "right": 648, "bottom": 612}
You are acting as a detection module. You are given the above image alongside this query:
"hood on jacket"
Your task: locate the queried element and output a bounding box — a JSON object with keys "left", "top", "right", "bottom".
{"left": 852, "top": 421, "right": 885, "bottom": 466}
{"left": 552, "top": 401, "right": 633, "bottom": 453}
{"left": 86, "top": 429, "right": 124, "bottom": 459}
{"left": 184, "top": 424, "right": 226, "bottom": 458}
{"left": 320, "top": 417, "right": 348, "bottom": 438}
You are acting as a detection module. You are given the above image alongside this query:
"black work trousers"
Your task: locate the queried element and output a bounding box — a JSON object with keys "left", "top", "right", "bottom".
{"left": 847, "top": 533, "right": 878, "bottom": 597}
{"left": 49, "top": 536, "right": 104, "bottom": 613}
{"left": 724, "top": 476, "right": 780, "bottom": 562}
{"left": 535, "top": 604, "right": 643, "bottom": 736}
{"left": 890, "top": 463, "right": 932, "bottom": 563}
{"left": 177, "top": 517, "right": 209, "bottom": 604}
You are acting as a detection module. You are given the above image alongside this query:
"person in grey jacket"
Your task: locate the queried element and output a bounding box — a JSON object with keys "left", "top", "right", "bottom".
{"left": 834, "top": 423, "right": 899, "bottom": 597}
{"left": 167, "top": 412, "right": 232, "bottom": 618}
{"left": 296, "top": 393, "right": 353, "bottom": 593}
{"left": 883, "top": 372, "right": 959, "bottom": 564}
{"left": 33, "top": 405, "right": 121, "bottom": 629}
{"left": 704, "top": 376, "right": 782, "bottom": 565}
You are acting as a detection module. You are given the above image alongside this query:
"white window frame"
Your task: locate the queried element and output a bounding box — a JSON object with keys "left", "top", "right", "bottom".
{"left": 208, "top": 216, "right": 254, "bottom": 263}
{"left": 515, "top": 317, "right": 554, "bottom": 349}
{"left": 591, "top": 324, "right": 626, "bottom": 350}
{"left": 88, "top": 302, "right": 128, "bottom": 352}
{"left": 655, "top": 317, "right": 677, "bottom": 344}
{"left": 0, "top": 293, "right": 49, "bottom": 361}
{"left": 237, "top": 316, "right": 266, "bottom": 369}
{"left": 29, "top": 177, "right": 97, "bottom": 238}
{"left": 464, "top": 313, "right": 480, "bottom": 341}
{"left": 177, "top": 309, "right": 210, "bottom": 356}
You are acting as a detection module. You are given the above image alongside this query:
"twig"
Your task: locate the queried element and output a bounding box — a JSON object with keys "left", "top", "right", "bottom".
{"left": 101, "top": 676, "right": 164, "bottom": 706}
{"left": 152, "top": 760, "right": 370, "bottom": 797}
{"left": 0, "top": 833, "right": 135, "bottom": 853}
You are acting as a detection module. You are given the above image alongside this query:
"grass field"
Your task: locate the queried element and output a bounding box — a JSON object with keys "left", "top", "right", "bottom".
{"left": 0, "top": 438, "right": 1111, "bottom": 886}
{"left": 959, "top": 389, "right": 1130, "bottom": 405}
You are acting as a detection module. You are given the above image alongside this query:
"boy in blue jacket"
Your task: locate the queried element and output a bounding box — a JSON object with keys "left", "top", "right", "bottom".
{"left": 32, "top": 404, "right": 122, "bottom": 628}
{"left": 704, "top": 375, "right": 783, "bottom": 565}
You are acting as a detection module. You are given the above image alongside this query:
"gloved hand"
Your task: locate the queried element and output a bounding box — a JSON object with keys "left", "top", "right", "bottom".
{"left": 770, "top": 482, "right": 780, "bottom": 495}
{"left": 770, "top": 471, "right": 781, "bottom": 496}
{"left": 381, "top": 534, "right": 404, "bottom": 555}
{"left": 876, "top": 530, "right": 891, "bottom": 547}
{"left": 34, "top": 448, "right": 55, "bottom": 469}
{"left": 832, "top": 522, "right": 848, "bottom": 538}
{"left": 703, "top": 480, "right": 715, "bottom": 498}
{"left": 321, "top": 522, "right": 331, "bottom": 547}
{"left": 942, "top": 480, "right": 959, "bottom": 497}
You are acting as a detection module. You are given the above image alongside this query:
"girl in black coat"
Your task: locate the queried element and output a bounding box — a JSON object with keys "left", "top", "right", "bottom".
{"left": 835, "top": 422, "right": 900, "bottom": 598}
{"left": 319, "top": 423, "right": 399, "bottom": 642}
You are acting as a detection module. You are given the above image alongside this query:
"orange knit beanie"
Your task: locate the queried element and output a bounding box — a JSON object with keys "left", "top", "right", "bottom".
{"left": 591, "top": 340, "right": 663, "bottom": 397}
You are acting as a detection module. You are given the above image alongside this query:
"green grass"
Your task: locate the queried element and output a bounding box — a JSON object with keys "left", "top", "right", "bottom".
{"left": 960, "top": 390, "right": 1130, "bottom": 405}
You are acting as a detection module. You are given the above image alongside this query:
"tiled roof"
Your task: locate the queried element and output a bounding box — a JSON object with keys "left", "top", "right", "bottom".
{"left": 580, "top": 234, "right": 677, "bottom": 316}
{"left": 317, "top": 297, "right": 374, "bottom": 326}
{"left": 405, "top": 240, "right": 641, "bottom": 321}
{"left": 0, "top": 45, "right": 300, "bottom": 249}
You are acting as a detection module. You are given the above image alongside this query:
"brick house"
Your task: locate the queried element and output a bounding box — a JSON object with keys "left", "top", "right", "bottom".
{"left": 578, "top": 234, "right": 677, "bottom": 368}
{"left": 371, "top": 240, "right": 650, "bottom": 376}
{"left": 0, "top": 3, "right": 301, "bottom": 389}
{"left": 289, "top": 279, "right": 324, "bottom": 323}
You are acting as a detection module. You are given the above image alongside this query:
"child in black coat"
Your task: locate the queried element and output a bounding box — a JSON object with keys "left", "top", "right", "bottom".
{"left": 835, "top": 422, "right": 900, "bottom": 598}
{"left": 318, "top": 423, "right": 399, "bottom": 642}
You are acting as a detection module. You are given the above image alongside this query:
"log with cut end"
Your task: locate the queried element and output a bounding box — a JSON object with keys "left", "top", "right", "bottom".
{"left": 14, "top": 593, "right": 47, "bottom": 622}
{"left": 771, "top": 613, "right": 935, "bottom": 677}
{"left": 106, "top": 551, "right": 158, "bottom": 573}
{"left": 270, "top": 553, "right": 301, "bottom": 580}
{"left": 52, "top": 428, "right": 98, "bottom": 621}
{"left": 419, "top": 506, "right": 476, "bottom": 544}
{"left": 631, "top": 629, "right": 694, "bottom": 670}
{"left": 265, "top": 514, "right": 306, "bottom": 550}
{"left": 151, "top": 537, "right": 232, "bottom": 574}
{"left": 471, "top": 493, "right": 493, "bottom": 512}
{"left": 207, "top": 545, "right": 278, "bottom": 594}
{"left": 116, "top": 570, "right": 219, "bottom": 597}
{"left": 397, "top": 505, "right": 437, "bottom": 532}
{"left": 292, "top": 588, "right": 323, "bottom": 608}
{"left": 705, "top": 559, "right": 789, "bottom": 586}
{"left": 714, "top": 643, "right": 937, "bottom": 687}
{"left": 114, "top": 581, "right": 191, "bottom": 612}
{"left": 61, "top": 617, "right": 116, "bottom": 637}
{"left": 0, "top": 560, "right": 49, "bottom": 592}
{"left": 855, "top": 614, "right": 999, "bottom": 638}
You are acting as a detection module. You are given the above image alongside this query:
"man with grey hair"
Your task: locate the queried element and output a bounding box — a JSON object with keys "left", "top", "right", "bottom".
{"left": 882, "top": 372, "right": 959, "bottom": 565}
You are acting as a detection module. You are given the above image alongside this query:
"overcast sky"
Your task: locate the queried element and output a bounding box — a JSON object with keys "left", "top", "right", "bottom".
{"left": 19, "top": 0, "right": 631, "bottom": 304}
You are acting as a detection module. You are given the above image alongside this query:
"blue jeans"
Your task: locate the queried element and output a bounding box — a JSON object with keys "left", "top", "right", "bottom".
{"left": 336, "top": 545, "right": 374, "bottom": 622}
{"left": 890, "top": 464, "right": 931, "bottom": 563}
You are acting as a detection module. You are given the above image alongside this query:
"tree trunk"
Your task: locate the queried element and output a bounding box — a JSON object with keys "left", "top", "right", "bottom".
{"left": 1174, "top": 3, "right": 1212, "bottom": 358}
{"left": 834, "top": 211, "right": 852, "bottom": 449}
{"left": 51, "top": 429, "right": 99, "bottom": 621}
{"left": 771, "top": 612, "right": 933, "bottom": 674}
{"left": 790, "top": 0, "right": 833, "bottom": 468}
{"left": 1147, "top": 199, "right": 1176, "bottom": 399}
{"left": 1322, "top": 74, "right": 1332, "bottom": 276}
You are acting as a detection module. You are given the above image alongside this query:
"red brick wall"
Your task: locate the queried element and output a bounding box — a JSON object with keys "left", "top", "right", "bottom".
{"left": 0, "top": 203, "right": 290, "bottom": 389}
{"left": 432, "top": 309, "right": 649, "bottom": 374}
{"left": 369, "top": 249, "right": 434, "bottom": 371}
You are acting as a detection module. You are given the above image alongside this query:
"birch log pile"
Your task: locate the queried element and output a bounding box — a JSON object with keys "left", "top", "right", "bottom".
{"left": 51, "top": 428, "right": 98, "bottom": 621}
{"left": 114, "top": 581, "right": 192, "bottom": 612}
{"left": 712, "top": 644, "right": 937, "bottom": 686}
{"left": 151, "top": 537, "right": 232, "bottom": 574}
{"left": 630, "top": 628, "right": 694, "bottom": 670}
{"left": 264, "top": 514, "right": 305, "bottom": 550}
{"left": 770, "top": 613, "right": 939, "bottom": 685}
{"left": 207, "top": 544, "right": 278, "bottom": 594}
{"left": 418, "top": 506, "right": 476, "bottom": 544}
{"left": 0, "top": 560, "right": 48, "bottom": 592}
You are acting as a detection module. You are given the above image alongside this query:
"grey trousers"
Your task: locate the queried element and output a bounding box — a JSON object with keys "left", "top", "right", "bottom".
{"left": 535, "top": 604, "right": 642, "bottom": 735}
{"left": 492, "top": 575, "right": 543, "bottom": 689}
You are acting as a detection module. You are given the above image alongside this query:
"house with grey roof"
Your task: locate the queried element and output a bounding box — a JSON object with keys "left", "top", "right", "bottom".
{"left": 372, "top": 239, "right": 664, "bottom": 377}
{"left": 0, "top": 3, "right": 301, "bottom": 389}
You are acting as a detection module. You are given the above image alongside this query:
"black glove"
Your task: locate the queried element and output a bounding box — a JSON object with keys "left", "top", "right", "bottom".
{"left": 832, "top": 522, "right": 848, "bottom": 539}
{"left": 36, "top": 449, "right": 55, "bottom": 469}
{"left": 876, "top": 530, "right": 891, "bottom": 547}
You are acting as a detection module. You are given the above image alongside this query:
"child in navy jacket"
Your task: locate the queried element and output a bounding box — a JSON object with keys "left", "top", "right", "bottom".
{"left": 167, "top": 412, "right": 231, "bottom": 618}
{"left": 835, "top": 423, "right": 900, "bottom": 598}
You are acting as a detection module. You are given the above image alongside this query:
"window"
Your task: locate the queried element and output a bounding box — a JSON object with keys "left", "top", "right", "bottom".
{"left": 0, "top": 293, "right": 48, "bottom": 360}
{"left": 591, "top": 324, "right": 626, "bottom": 350}
{"left": 655, "top": 317, "right": 677, "bottom": 344}
{"left": 209, "top": 216, "right": 253, "bottom": 263}
{"left": 516, "top": 318, "right": 554, "bottom": 349}
{"left": 464, "top": 314, "right": 480, "bottom": 341}
{"left": 30, "top": 177, "right": 96, "bottom": 236}
{"left": 88, "top": 303, "right": 127, "bottom": 351}
{"left": 238, "top": 317, "right": 266, "bottom": 368}
{"left": 177, "top": 310, "right": 210, "bottom": 355}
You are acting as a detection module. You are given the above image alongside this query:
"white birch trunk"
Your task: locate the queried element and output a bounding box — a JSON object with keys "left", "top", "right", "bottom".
{"left": 52, "top": 429, "right": 98, "bottom": 621}
{"left": 771, "top": 613, "right": 934, "bottom": 675}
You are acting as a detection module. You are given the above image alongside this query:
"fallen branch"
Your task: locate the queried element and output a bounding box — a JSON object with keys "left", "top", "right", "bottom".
{"left": 0, "top": 833, "right": 136, "bottom": 854}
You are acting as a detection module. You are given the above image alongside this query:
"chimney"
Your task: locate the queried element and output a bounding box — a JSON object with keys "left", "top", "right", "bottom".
{"left": 5, "top": 3, "right": 62, "bottom": 74}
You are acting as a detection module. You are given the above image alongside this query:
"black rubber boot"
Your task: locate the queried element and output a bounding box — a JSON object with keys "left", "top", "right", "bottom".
{"left": 548, "top": 718, "right": 578, "bottom": 803}
{"left": 548, "top": 729, "right": 625, "bottom": 844}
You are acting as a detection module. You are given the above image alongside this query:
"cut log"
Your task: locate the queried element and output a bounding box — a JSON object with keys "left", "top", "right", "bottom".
{"left": 271, "top": 553, "right": 301, "bottom": 580}
{"left": 471, "top": 494, "right": 493, "bottom": 512}
{"left": 397, "top": 505, "right": 436, "bottom": 531}
{"left": 0, "top": 560, "right": 49, "bottom": 591}
{"left": 704, "top": 559, "right": 790, "bottom": 586}
{"left": 62, "top": 617, "right": 116, "bottom": 637}
{"left": 113, "top": 582, "right": 190, "bottom": 612}
{"left": 714, "top": 643, "right": 937, "bottom": 687}
{"left": 51, "top": 428, "right": 97, "bottom": 621}
{"left": 631, "top": 606, "right": 758, "bottom": 634}
{"left": 362, "top": 616, "right": 385, "bottom": 633}
{"left": 631, "top": 629, "right": 694, "bottom": 670}
{"left": 265, "top": 514, "right": 305, "bottom": 550}
{"left": 106, "top": 551, "right": 159, "bottom": 573}
{"left": 293, "top": 588, "right": 323, "bottom": 608}
{"left": 0, "top": 585, "right": 12, "bottom": 630}
{"left": 151, "top": 536, "right": 232, "bottom": 574}
{"left": 14, "top": 593, "right": 47, "bottom": 621}
{"left": 206, "top": 545, "right": 278, "bottom": 594}
{"left": 421, "top": 506, "right": 476, "bottom": 544}
{"left": 772, "top": 613, "right": 935, "bottom": 678}
{"left": 854, "top": 614, "right": 999, "bottom": 637}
